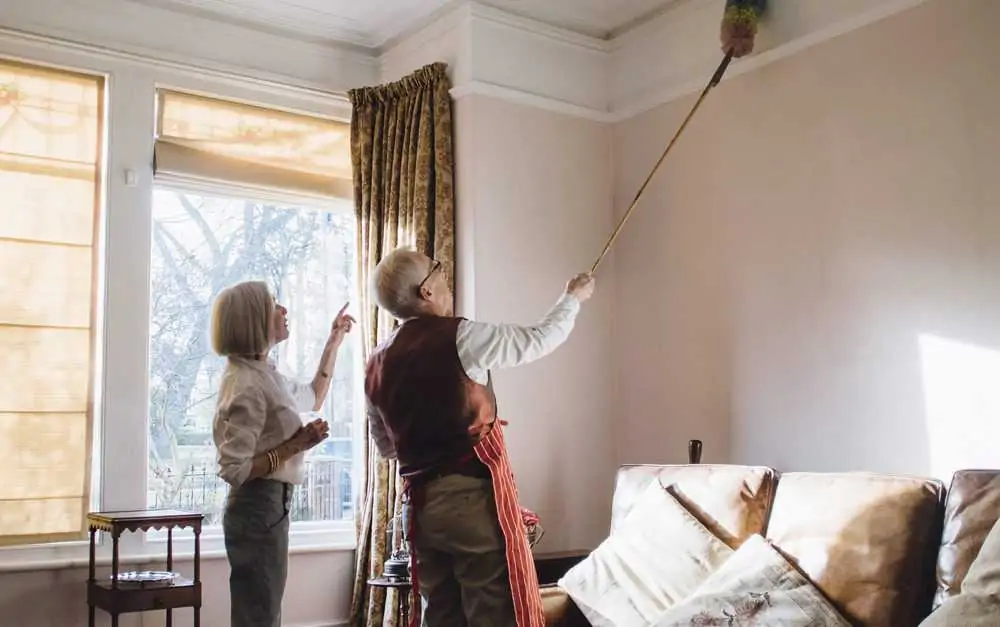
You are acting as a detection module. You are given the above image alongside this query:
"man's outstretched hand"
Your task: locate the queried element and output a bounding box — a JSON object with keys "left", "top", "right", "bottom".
{"left": 566, "top": 273, "right": 595, "bottom": 302}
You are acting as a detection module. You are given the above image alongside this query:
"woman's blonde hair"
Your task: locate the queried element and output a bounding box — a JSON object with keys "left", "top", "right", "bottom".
{"left": 210, "top": 280, "right": 274, "bottom": 357}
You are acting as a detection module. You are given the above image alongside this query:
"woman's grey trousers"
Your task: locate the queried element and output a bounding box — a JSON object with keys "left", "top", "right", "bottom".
{"left": 223, "top": 478, "right": 292, "bottom": 627}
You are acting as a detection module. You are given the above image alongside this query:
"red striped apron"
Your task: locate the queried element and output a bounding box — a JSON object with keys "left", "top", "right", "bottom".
{"left": 405, "top": 421, "right": 545, "bottom": 627}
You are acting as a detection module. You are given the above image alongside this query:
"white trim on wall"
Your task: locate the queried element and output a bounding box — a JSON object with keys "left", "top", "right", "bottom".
{"left": 0, "top": 0, "right": 376, "bottom": 93}
{"left": 0, "top": 28, "right": 355, "bottom": 118}
{"left": 2, "top": 0, "right": 935, "bottom": 124}
{"left": 385, "top": 0, "right": 936, "bottom": 122}
{"left": 449, "top": 81, "right": 614, "bottom": 122}
{"left": 608, "top": 0, "right": 935, "bottom": 121}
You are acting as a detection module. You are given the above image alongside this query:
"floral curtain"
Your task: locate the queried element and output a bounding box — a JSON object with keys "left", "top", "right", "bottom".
{"left": 348, "top": 62, "right": 456, "bottom": 626}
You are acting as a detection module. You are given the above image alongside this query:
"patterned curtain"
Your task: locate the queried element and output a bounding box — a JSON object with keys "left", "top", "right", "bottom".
{"left": 348, "top": 62, "right": 456, "bottom": 626}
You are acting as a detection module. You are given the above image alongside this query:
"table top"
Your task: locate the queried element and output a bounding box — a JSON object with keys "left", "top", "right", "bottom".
{"left": 87, "top": 509, "right": 204, "bottom": 533}
{"left": 368, "top": 576, "right": 412, "bottom": 589}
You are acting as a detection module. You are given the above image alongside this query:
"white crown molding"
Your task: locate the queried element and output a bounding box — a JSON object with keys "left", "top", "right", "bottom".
{"left": 381, "top": 0, "right": 610, "bottom": 118}
{"left": 608, "top": 0, "right": 935, "bottom": 121}
{"left": 0, "top": 27, "right": 353, "bottom": 110}
{"left": 126, "top": 0, "right": 376, "bottom": 50}
{"left": 0, "top": 0, "right": 377, "bottom": 94}
{"left": 0, "top": 0, "right": 936, "bottom": 124}
{"left": 450, "top": 81, "right": 614, "bottom": 122}
{"left": 466, "top": 2, "right": 611, "bottom": 53}
{"left": 382, "top": 0, "right": 934, "bottom": 124}
{"left": 378, "top": 2, "right": 472, "bottom": 84}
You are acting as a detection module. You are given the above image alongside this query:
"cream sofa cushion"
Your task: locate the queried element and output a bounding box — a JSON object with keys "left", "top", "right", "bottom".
{"left": 557, "top": 480, "right": 734, "bottom": 627}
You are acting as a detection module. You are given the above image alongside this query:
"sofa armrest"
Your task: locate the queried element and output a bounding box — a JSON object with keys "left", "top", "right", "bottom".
{"left": 540, "top": 584, "right": 589, "bottom": 627}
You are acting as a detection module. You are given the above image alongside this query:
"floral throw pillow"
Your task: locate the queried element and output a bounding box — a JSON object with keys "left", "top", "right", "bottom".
{"left": 652, "top": 534, "right": 852, "bottom": 627}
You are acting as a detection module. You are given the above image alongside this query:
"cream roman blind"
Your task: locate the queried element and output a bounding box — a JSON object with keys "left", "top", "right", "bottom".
{"left": 0, "top": 60, "right": 104, "bottom": 546}
{"left": 154, "top": 89, "right": 352, "bottom": 199}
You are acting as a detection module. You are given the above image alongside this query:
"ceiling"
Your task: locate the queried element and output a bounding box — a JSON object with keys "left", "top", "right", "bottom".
{"left": 130, "top": 0, "right": 678, "bottom": 49}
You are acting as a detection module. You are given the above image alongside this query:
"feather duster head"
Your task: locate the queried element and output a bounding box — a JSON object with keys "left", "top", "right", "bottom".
{"left": 721, "top": 0, "right": 767, "bottom": 58}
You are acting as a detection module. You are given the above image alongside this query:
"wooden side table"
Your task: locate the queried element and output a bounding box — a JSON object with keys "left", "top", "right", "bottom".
{"left": 87, "top": 509, "right": 203, "bottom": 627}
{"left": 368, "top": 576, "right": 412, "bottom": 625}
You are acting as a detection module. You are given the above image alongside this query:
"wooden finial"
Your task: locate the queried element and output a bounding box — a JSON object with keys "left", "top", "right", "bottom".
{"left": 688, "top": 439, "right": 703, "bottom": 464}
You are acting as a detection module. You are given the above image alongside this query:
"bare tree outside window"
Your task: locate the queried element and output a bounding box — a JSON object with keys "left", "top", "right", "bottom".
{"left": 146, "top": 187, "right": 358, "bottom": 526}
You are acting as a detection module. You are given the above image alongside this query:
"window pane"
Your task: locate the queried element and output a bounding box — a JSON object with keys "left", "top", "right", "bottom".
{"left": 147, "top": 187, "right": 358, "bottom": 526}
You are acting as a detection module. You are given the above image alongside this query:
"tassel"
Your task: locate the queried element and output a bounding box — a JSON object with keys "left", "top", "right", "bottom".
{"left": 720, "top": 0, "right": 767, "bottom": 58}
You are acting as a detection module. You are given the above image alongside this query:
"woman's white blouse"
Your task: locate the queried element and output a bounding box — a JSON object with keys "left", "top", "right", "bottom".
{"left": 213, "top": 356, "right": 316, "bottom": 487}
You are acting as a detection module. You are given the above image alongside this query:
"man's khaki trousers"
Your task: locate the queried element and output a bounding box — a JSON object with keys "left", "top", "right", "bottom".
{"left": 403, "top": 474, "right": 517, "bottom": 627}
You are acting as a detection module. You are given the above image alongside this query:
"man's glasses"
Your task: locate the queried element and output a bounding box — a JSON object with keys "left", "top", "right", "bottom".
{"left": 419, "top": 259, "right": 441, "bottom": 290}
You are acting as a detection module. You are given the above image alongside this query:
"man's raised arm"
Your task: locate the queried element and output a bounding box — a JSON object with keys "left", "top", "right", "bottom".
{"left": 455, "top": 273, "right": 595, "bottom": 384}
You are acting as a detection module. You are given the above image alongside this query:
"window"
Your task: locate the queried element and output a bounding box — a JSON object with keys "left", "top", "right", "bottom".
{"left": 146, "top": 187, "right": 358, "bottom": 525}
{"left": 0, "top": 60, "right": 105, "bottom": 545}
{"left": 147, "top": 90, "right": 357, "bottom": 528}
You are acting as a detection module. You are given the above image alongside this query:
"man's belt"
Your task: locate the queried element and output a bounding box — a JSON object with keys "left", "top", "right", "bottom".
{"left": 403, "top": 455, "right": 491, "bottom": 487}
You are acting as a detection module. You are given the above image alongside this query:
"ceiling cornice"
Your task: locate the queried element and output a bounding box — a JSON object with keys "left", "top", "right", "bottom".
{"left": 0, "top": 0, "right": 938, "bottom": 122}
{"left": 384, "top": 0, "right": 937, "bottom": 122}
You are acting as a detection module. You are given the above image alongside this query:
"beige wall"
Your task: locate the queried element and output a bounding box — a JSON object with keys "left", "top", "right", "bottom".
{"left": 455, "top": 95, "right": 618, "bottom": 552}
{"left": 613, "top": 0, "right": 1000, "bottom": 478}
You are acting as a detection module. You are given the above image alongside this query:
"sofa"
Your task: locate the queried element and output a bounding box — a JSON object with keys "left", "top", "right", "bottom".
{"left": 539, "top": 465, "right": 1000, "bottom": 626}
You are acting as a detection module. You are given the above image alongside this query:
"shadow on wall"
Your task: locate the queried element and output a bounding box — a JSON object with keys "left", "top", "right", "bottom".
{"left": 918, "top": 333, "right": 1000, "bottom": 482}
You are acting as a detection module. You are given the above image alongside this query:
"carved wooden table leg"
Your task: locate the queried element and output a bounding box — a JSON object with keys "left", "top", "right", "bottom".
{"left": 166, "top": 527, "right": 173, "bottom": 627}
{"left": 88, "top": 528, "right": 97, "bottom": 627}
{"left": 111, "top": 531, "right": 120, "bottom": 627}
{"left": 193, "top": 526, "right": 201, "bottom": 627}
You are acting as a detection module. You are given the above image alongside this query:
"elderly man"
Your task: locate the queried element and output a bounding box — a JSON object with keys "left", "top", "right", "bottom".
{"left": 364, "top": 248, "right": 595, "bottom": 627}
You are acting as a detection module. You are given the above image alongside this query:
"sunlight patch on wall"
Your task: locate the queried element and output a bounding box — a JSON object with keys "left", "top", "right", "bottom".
{"left": 919, "top": 333, "right": 1000, "bottom": 480}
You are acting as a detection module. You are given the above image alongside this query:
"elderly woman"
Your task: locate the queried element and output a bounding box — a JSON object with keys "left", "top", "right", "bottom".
{"left": 210, "top": 280, "right": 355, "bottom": 627}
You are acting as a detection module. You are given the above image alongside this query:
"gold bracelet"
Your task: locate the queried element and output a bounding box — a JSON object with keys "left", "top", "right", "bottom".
{"left": 267, "top": 450, "right": 279, "bottom": 474}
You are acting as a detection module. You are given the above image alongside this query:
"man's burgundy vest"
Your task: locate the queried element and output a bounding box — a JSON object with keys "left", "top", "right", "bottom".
{"left": 364, "top": 316, "right": 497, "bottom": 476}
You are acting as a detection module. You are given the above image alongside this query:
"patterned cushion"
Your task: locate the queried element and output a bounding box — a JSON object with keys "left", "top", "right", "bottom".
{"left": 652, "top": 534, "right": 852, "bottom": 627}
{"left": 558, "top": 480, "right": 734, "bottom": 627}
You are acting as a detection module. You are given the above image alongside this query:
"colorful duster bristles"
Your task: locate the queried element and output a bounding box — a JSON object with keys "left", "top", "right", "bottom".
{"left": 721, "top": 0, "right": 767, "bottom": 58}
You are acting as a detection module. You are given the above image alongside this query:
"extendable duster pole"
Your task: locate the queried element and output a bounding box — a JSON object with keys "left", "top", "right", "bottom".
{"left": 589, "top": 0, "right": 767, "bottom": 275}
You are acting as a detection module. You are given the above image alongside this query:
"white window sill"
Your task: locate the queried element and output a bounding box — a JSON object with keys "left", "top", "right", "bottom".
{"left": 0, "top": 524, "right": 356, "bottom": 573}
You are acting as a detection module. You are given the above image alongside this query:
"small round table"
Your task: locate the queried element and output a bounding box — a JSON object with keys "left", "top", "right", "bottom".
{"left": 368, "top": 576, "right": 413, "bottom": 625}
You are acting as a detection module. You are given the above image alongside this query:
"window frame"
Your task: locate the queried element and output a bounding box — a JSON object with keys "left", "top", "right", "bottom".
{"left": 0, "top": 35, "right": 358, "bottom": 570}
{"left": 144, "top": 176, "right": 363, "bottom": 551}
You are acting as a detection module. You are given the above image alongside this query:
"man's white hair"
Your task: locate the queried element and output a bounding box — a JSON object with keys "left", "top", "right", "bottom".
{"left": 371, "top": 248, "right": 429, "bottom": 319}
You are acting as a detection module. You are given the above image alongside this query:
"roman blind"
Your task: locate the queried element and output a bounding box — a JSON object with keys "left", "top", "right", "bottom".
{"left": 154, "top": 89, "right": 352, "bottom": 199}
{"left": 0, "top": 59, "right": 104, "bottom": 545}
